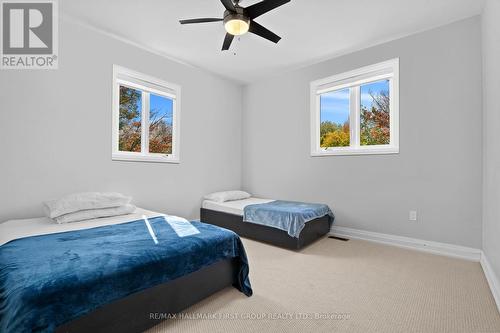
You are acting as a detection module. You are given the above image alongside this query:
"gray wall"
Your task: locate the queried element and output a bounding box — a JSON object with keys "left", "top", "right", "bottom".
{"left": 0, "top": 15, "right": 486, "bottom": 251}
{"left": 242, "top": 17, "right": 483, "bottom": 248}
{"left": 482, "top": 0, "right": 500, "bottom": 280}
{"left": 0, "top": 19, "right": 243, "bottom": 221}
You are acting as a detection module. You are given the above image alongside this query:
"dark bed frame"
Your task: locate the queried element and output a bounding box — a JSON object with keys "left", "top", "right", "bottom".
{"left": 55, "top": 258, "right": 237, "bottom": 333}
{"left": 200, "top": 208, "right": 331, "bottom": 250}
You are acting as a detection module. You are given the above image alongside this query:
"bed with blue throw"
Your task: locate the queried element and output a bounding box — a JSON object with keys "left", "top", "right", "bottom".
{"left": 243, "top": 200, "right": 334, "bottom": 238}
{"left": 0, "top": 213, "right": 252, "bottom": 333}
{"left": 201, "top": 196, "right": 334, "bottom": 250}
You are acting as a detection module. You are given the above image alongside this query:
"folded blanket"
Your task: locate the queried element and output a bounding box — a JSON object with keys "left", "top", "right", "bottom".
{"left": 54, "top": 204, "right": 136, "bottom": 224}
{"left": 43, "top": 192, "right": 131, "bottom": 218}
{"left": 244, "top": 200, "right": 334, "bottom": 238}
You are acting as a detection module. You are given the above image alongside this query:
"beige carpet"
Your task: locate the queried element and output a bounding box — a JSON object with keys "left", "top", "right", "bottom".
{"left": 146, "top": 237, "right": 500, "bottom": 333}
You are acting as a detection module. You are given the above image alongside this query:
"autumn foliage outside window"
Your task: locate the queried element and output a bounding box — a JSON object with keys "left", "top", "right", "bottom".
{"left": 360, "top": 80, "right": 390, "bottom": 146}
{"left": 320, "top": 88, "right": 350, "bottom": 148}
{"left": 118, "top": 86, "right": 173, "bottom": 155}
{"left": 148, "top": 94, "right": 173, "bottom": 154}
{"left": 319, "top": 80, "right": 390, "bottom": 148}
{"left": 311, "top": 59, "right": 398, "bottom": 156}
{"left": 119, "top": 86, "right": 142, "bottom": 152}
{"left": 113, "top": 66, "right": 180, "bottom": 163}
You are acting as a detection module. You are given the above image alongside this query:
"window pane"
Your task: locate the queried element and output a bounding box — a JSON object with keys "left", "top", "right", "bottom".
{"left": 119, "top": 86, "right": 142, "bottom": 152}
{"left": 149, "top": 94, "right": 173, "bottom": 154}
{"left": 360, "top": 80, "right": 390, "bottom": 146}
{"left": 320, "top": 89, "right": 350, "bottom": 148}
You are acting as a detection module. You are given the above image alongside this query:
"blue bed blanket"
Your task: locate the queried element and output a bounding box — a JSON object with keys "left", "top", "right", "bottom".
{"left": 243, "top": 200, "right": 334, "bottom": 238}
{"left": 0, "top": 216, "right": 252, "bottom": 333}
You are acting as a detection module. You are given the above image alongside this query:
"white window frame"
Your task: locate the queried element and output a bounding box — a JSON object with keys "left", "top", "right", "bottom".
{"left": 310, "top": 58, "right": 399, "bottom": 156}
{"left": 112, "top": 65, "right": 181, "bottom": 163}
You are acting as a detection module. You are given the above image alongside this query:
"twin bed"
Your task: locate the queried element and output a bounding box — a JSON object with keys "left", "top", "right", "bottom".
{"left": 0, "top": 208, "right": 252, "bottom": 333}
{"left": 201, "top": 195, "right": 334, "bottom": 250}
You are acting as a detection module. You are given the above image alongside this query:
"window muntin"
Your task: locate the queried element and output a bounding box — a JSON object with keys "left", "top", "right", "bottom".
{"left": 112, "top": 66, "right": 180, "bottom": 163}
{"left": 311, "top": 59, "right": 399, "bottom": 156}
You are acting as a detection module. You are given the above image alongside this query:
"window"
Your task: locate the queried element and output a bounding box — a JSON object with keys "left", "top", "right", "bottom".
{"left": 112, "top": 65, "right": 180, "bottom": 163}
{"left": 310, "top": 59, "right": 399, "bottom": 156}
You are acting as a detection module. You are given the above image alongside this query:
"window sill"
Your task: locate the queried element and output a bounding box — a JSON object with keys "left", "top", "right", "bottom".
{"left": 311, "top": 147, "right": 399, "bottom": 157}
{"left": 112, "top": 153, "right": 179, "bottom": 164}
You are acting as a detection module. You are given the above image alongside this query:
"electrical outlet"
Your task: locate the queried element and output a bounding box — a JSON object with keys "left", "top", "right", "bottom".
{"left": 409, "top": 210, "right": 417, "bottom": 221}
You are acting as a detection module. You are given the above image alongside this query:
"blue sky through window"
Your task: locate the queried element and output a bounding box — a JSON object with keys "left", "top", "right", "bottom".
{"left": 361, "top": 80, "right": 389, "bottom": 111}
{"left": 320, "top": 80, "right": 389, "bottom": 124}
{"left": 150, "top": 94, "right": 173, "bottom": 126}
{"left": 320, "top": 88, "right": 349, "bottom": 125}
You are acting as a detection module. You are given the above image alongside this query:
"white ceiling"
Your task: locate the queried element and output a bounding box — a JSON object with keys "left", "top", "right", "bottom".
{"left": 61, "top": 0, "right": 484, "bottom": 84}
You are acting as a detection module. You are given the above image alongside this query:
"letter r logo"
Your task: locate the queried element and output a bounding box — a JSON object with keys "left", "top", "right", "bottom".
{"left": 2, "top": 2, "right": 53, "bottom": 54}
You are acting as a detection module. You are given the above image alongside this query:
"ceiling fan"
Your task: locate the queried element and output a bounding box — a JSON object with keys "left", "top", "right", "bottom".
{"left": 179, "top": 0, "right": 291, "bottom": 51}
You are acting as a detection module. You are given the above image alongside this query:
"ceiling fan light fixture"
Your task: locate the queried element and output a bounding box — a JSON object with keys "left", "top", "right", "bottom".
{"left": 224, "top": 13, "right": 250, "bottom": 35}
{"left": 179, "top": 0, "right": 291, "bottom": 50}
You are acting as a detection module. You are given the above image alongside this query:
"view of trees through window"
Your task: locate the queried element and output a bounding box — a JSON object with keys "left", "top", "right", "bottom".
{"left": 119, "top": 86, "right": 173, "bottom": 154}
{"left": 149, "top": 94, "right": 173, "bottom": 154}
{"left": 360, "top": 80, "right": 390, "bottom": 146}
{"left": 119, "top": 86, "right": 142, "bottom": 152}
{"left": 320, "top": 88, "right": 350, "bottom": 147}
{"left": 319, "top": 80, "right": 390, "bottom": 148}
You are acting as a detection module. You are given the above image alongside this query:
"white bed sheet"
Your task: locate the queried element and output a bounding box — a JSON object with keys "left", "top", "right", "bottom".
{"left": 0, "top": 207, "right": 163, "bottom": 246}
{"left": 202, "top": 197, "right": 275, "bottom": 216}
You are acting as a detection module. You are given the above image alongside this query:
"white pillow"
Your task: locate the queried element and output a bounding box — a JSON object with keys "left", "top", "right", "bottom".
{"left": 43, "top": 192, "right": 132, "bottom": 219}
{"left": 54, "top": 204, "right": 136, "bottom": 224}
{"left": 204, "top": 190, "right": 251, "bottom": 203}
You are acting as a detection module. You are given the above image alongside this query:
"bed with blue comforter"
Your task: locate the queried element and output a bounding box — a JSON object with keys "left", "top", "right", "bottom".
{"left": 0, "top": 216, "right": 252, "bottom": 333}
{"left": 201, "top": 198, "right": 334, "bottom": 250}
{"left": 244, "top": 200, "right": 334, "bottom": 238}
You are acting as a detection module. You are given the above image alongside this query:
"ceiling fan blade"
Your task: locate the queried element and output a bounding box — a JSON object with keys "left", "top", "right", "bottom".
{"left": 179, "top": 18, "right": 223, "bottom": 24}
{"left": 222, "top": 33, "right": 234, "bottom": 50}
{"left": 220, "top": 0, "right": 235, "bottom": 11}
{"left": 249, "top": 21, "right": 281, "bottom": 43}
{"left": 245, "top": 0, "right": 290, "bottom": 19}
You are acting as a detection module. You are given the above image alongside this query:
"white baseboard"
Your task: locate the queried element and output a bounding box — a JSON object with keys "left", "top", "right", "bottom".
{"left": 330, "top": 226, "right": 481, "bottom": 261}
{"left": 480, "top": 252, "right": 500, "bottom": 314}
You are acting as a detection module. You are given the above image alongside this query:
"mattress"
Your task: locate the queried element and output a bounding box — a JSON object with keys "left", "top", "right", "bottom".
{"left": 0, "top": 207, "right": 162, "bottom": 246}
{"left": 202, "top": 197, "right": 275, "bottom": 216}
